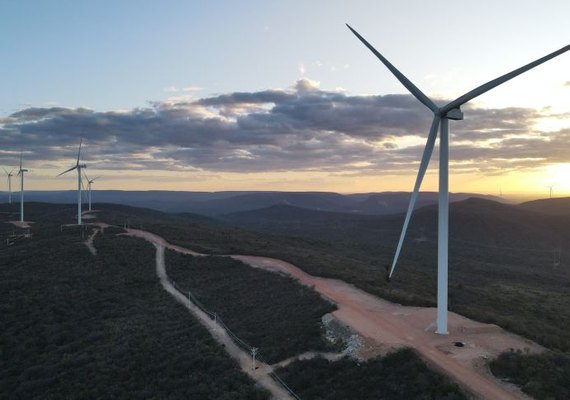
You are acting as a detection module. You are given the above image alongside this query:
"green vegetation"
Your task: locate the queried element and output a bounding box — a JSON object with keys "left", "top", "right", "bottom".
{"left": 0, "top": 215, "right": 267, "bottom": 399}
{"left": 9, "top": 202, "right": 563, "bottom": 398}
{"left": 490, "top": 350, "right": 570, "bottom": 400}
{"left": 165, "top": 250, "right": 337, "bottom": 363}
{"left": 276, "top": 348, "right": 467, "bottom": 400}
{"left": 96, "top": 203, "right": 570, "bottom": 353}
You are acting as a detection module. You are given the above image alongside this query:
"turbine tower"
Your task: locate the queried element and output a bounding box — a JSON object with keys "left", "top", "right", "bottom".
{"left": 347, "top": 24, "right": 570, "bottom": 335}
{"left": 546, "top": 184, "right": 555, "bottom": 199}
{"left": 17, "top": 153, "right": 28, "bottom": 222}
{"left": 84, "top": 172, "right": 99, "bottom": 212}
{"left": 3, "top": 168, "right": 15, "bottom": 204}
{"left": 58, "top": 139, "right": 87, "bottom": 225}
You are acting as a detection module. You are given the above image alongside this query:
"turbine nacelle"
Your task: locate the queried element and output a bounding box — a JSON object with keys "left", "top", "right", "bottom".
{"left": 442, "top": 108, "right": 464, "bottom": 120}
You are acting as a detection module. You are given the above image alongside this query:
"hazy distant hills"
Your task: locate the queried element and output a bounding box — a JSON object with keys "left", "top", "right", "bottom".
{"left": 0, "top": 190, "right": 503, "bottom": 216}
{"left": 518, "top": 197, "right": 570, "bottom": 216}
{"left": 221, "top": 197, "right": 570, "bottom": 251}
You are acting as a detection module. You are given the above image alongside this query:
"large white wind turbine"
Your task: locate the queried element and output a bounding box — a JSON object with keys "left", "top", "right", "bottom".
{"left": 3, "top": 167, "right": 15, "bottom": 204}
{"left": 84, "top": 172, "right": 99, "bottom": 212}
{"left": 58, "top": 139, "right": 87, "bottom": 225}
{"left": 17, "top": 153, "right": 28, "bottom": 222}
{"left": 347, "top": 24, "right": 570, "bottom": 335}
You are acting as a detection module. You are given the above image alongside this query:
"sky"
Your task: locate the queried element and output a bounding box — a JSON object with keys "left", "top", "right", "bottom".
{"left": 1, "top": 0, "right": 569, "bottom": 198}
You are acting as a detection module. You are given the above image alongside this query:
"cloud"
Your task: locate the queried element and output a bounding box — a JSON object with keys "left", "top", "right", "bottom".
{"left": 0, "top": 79, "right": 566, "bottom": 176}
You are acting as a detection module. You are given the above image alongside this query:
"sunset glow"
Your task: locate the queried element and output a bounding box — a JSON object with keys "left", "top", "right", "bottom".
{"left": 1, "top": 0, "right": 569, "bottom": 199}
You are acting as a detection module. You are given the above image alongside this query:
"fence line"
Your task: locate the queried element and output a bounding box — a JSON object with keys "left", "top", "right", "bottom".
{"left": 169, "top": 278, "right": 302, "bottom": 400}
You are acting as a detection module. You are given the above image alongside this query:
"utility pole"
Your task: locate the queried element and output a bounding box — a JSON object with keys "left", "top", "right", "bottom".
{"left": 553, "top": 248, "right": 561, "bottom": 267}
{"left": 251, "top": 347, "right": 258, "bottom": 370}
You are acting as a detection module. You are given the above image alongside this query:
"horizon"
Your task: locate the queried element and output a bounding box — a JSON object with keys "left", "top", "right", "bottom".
{"left": 0, "top": 187, "right": 563, "bottom": 204}
{"left": 1, "top": 1, "right": 569, "bottom": 196}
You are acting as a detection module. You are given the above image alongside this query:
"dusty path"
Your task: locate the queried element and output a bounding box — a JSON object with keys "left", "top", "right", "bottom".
{"left": 272, "top": 351, "right": 344, "bottom": 369}
{"left": 8, "top": 220, "right": 32, "bottom": 228}
{"left": 126, "top": 228, "right": 537, "bottom": 400}
{"left": 234, "top": 255, "right": 538, "bottom": 400}
{"left": 126, "top": 229, "right": 294, "bottom": 400}
{"left": 84, "top": 228, "right": 99, "bottom": 255}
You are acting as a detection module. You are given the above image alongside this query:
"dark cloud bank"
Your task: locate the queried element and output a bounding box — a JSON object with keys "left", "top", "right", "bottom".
{"left": 1, "top": 79, "right": 567, "bottom": 175}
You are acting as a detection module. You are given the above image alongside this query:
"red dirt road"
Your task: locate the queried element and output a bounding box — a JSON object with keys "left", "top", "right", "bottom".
{"left": 126, "top": 229, "right": 294, "bottom": 399}
{"left": 234, "top": 255, "right": 540, "bottom": 400}
{"left": 124, "top": 227, "right": 539, "bottom": 399}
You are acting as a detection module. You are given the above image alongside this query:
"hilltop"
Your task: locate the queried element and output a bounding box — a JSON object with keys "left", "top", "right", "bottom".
{"left": 0, "top": 190, "right": 503, "bottom": 216}
{"left": 518, "top": 197, "right": 570, "bottom": 216}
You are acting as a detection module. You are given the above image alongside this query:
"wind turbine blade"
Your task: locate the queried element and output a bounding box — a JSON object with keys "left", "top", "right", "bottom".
{"left": 346, "top": 24, "right": 438, "bottom": 113}
{"left": 2, "top": 167, "right": 7, "bottom": 175}
{"left": 19, "top": 153, "right": 22, "bottom": 170}
{"left": 442, "top": 43, "right": 570, "bottom": 113}
{"left": 76, "top": 138, "right": 83, "bottom": 165}
{"left": 388, "top": 115, "right": 441, "bottom": 279}
{"left": 57, "top": 165, "right": 78, "bottom": 177}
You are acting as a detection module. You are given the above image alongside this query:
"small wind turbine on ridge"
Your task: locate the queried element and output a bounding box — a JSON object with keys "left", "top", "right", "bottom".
{"left": 346, "top": 23, "right": 570, "bottom": 335}
{"left": 58, "top": 139, "right": 87, "bottom": 225}
{"left": 3, "top": 167, "right": 15, "bottom": 204}
{"left": 17, "top": 153, "right": 28, "bottom": 222}
{"left": 546, "top": 184, "right": 555, "bottom": 199}
{"left": 84, "top": 171, "right": 100, "bottom": 212}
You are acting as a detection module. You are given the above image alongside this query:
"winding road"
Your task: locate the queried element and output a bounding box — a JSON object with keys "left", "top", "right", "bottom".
{"left": 125, "top": 228, "right": 539, "bottom": 400}
{"left": 125, "top": 229, "right": 295, "bottom": 400}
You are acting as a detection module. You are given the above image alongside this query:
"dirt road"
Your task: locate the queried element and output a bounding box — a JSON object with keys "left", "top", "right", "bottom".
{"left": 126, "top": 229, "right": 294, "bottom": 400}
{"left": 234, "top": 255, "right": 539, "bottom": 400}
{"left": 84, "top": 228, "right": 99, "bottom": 255}
{"left": 126, "top": 228, "right": 538, "bottom": 400}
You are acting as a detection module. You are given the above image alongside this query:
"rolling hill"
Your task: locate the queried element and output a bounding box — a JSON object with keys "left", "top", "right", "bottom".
{"left": 518, "top": 197, "right": 570, "bottom": 216}
{"left": 0, "top": 190, "right": 503, "bottom": 216}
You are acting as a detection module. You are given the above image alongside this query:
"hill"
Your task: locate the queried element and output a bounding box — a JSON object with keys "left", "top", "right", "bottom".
{"left": 222, "top": 197, "right": 570, "bottom": 251}
{"left": 0, "top": 202, "right": 473, "bottom": 400}
{"left": 0, "top": 190, "right": 503, "bottom": 216}
{"left": 0, "top": 205, "right": 268, "bottom": 399}
{"left": 220, "top": 198, "right": 570, "bottom": 351}
{"left": 518, "top": 197, "right": 570, "bottom": 216}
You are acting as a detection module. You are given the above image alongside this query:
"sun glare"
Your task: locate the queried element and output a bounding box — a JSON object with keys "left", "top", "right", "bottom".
{"left": 543, "top": 163, "right": 570, "bottom": 194}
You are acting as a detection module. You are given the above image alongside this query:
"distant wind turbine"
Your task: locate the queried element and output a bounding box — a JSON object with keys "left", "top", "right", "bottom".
{"left": 58, "top": 139, "right": 87, "bottom": 224}
{"left": 17, "top": 153, "right": 28, "bottom": 222}
{"left": 546, "top": 184, "right": 555, "bottom": 199}
{"left": 347, "top": 24, "right": 570, "bottom": 335}
{"left": 84, "top": 172, "right": 99, "bottom": 212}
{"left": 3, "top": 167, "right": 15, "bottom": 204}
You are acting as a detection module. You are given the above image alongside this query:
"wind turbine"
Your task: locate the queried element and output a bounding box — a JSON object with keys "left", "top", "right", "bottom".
{"left": 546, "top": 184, "right": 555, "bottom": 199}
{"left": 3, "top": 167, "right": 15, "bottom": 204}
{"left": 347, "top": 24, "right": 570, "bottom": 335}
{"left": 17, "top": 153, "right": 28, "bottom": 222}
{"left": 84, "top": 172, "right": 99, "bottom": 212}
{"left": 58, "top": 139, "right": 87, "bottom": 225}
